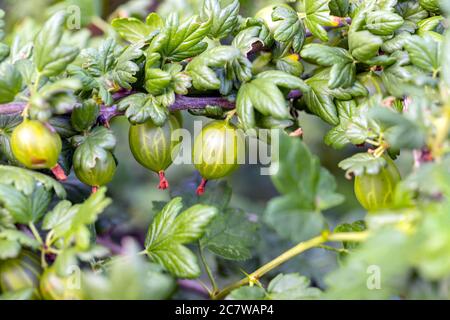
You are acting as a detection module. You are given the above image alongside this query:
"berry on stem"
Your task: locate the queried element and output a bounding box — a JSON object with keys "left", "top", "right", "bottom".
{"left": 11, "top": 120, "right": 62, "bottom": 175}
{"left": 158, "top": 170, "right": 169, "bottom": 190}
{"left": 129, "top": 115, "right": 182, "bottom": 190}
{"left": 196, "top": 178, "right": 208, "bottom": 196}
{"left": 50, "top": 164, "right": 67, "bottom": 181}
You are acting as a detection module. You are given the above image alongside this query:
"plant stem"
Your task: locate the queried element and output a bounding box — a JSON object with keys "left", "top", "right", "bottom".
{"left": 211, "top": 231, "right": 369, "bottom": 300}
{"left": 198, "top": 243, "right": 218, "bottom": 293}
{"left": 28, "top": 222, "right": 43, "bottom": 245}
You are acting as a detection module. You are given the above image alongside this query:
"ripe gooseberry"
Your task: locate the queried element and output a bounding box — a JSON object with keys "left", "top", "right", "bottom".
{"left": 73, "top": 149, "right": 117, "bottom": 193}
{"left": 129, "top": 115, "right": 181, "bottom": 189}
{"left": 192, "top": 120, "right": 242, "bottom": 195}
{"left": 11, "top": 119, "right": 66, "bottom": 180}
{"left": 354, "top": 156, "right": 401, "bottom": 212}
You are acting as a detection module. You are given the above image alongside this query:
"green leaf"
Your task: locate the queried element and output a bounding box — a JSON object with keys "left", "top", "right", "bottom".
{"left": 111, "top": 42, "right": 144, "bottom": 90}
{"left": 330, "top": 62, "right": 357, "bottom": 90}
{"left": 144, "top": 68, "right": 172, "bottom": 95}
{"left": 70, "top": 99, "right": 100, "bottom": 132}
{"left": 0, "top": 229, "right": 40, "bottom": 259}
{"left": 301, "top": 43, "right": 353, "bottom": 66}
{"left": 0, "top": 182, "right": 51, "bottom": 224}
{"left": 265, "top": 193, "right": 327, "bottom": 244}
{"left": 145, "top": 197, "right": 217, "bottom": 278}
{"left": 266, "top": 273, "right": 322, "bottom": 300}
{"left": 111, "top": 16, "right": 161, "bottom": 43}
{"left": 33, "top": 11, "right": 79, "bottom": 77}
{"left": 271, "top": 5, "right": 306, "bottom": 52}
{"left": 301, "top": 0, "right": 339, "bottom": 42}
{"left": 76, "top": 39, "right": 143, "bottom": 104}
{"left": 47, "top": 187, "right": 111, "bottom": 248}
{"left": 404, "top": 35, "right": 441, "bottom": 73}
{"left": 419, "top": 0, "right": 441, "bottom": 13}
{"left": 72, "top": 126, "right": 116, "bottom": 175}
{"left": 0, "top": 238, "right": 20, "bottom": 259}
{"left": 338, "top": 153, "right": 387, "bottom": 177}
{"left": 0, "top": 114, "right": 22, "bottom": 164}
{"left": 148, "top": 13, "right": 212, "bottom": 62}
{"left": 442, "top": 27, "right": 450, "bottom": 87}
{"left": 0, "top": 9, "right": 5, "bottom": 41}
{"left": 0, "top": 63, "right": 22, "bottom": 103}
{"left": 324, "top": 125, "right": 350, "bottom": 149}
{"left": 201, "top": 0, "right": 240, "bottom": 39}
{"left": 200, "top": 208, "right": 258, "bottom": 260}
{"left": 229, "top": 273, "right": 321, "bottom": 300}
{"left": 229, "top": 286, "right": 266, "bottom": 300}
{"left": 349, "top": 30, "right": 383, "bottom": 63}
{"left": 369, "top": 106, "right": 427, "bottom": 150}
{"left": 236, "top": 70, "right": 309, "bottom": 129}
{"left": 117, "top": 93, "right": 168, "bottom": 125}
{"left": 329, "top": 0, "right": 349, "bottom": 17}
{"left": 83, "top": 239, "right": 176, "bottom": 300}
{"left": 42, "top": 200, "right": 73, "bottom": 230}
{"left": 0, "top": 165, "right": 66, "bottom": 198}
{"left": 396, "top": 1, "right": 428, "bottom": 33}
{"left": 366, "top": 11, "right": 404, "bottom": 36}
{"left": 303, "top": 76, "right": 339, "bottom": 125}
{"left": 186, "top": 45, "right": 250, "bottom": 92}
{"left": 300, "top": 48, "right": 359, "bottom": 88}
{"left": 265, "top": 134, "right": 343, "bottom": 242}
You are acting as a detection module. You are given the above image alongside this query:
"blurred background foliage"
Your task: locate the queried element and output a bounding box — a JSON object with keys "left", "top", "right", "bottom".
{"left": 0, "top": 0, "right": 417, "bottom": 297}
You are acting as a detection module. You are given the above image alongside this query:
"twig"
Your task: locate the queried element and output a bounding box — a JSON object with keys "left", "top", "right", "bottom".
{"left": 211, "top": 231, "right": 369, "bottom": 300}
{"left": 0, "top": 93, "right": 238, "bottom": 123}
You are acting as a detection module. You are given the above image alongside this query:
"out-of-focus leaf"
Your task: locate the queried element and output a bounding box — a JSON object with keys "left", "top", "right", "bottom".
{"left": 83, "top": 239, "right": 176, "bottom": 300}
{"left": 370, "top": 106, "right": 426, "bottom": 150}
{"left": 0, "top": 63, "right": 22, "bottom": 103}
{"left": 266, "top": 273, "right": 322, "bottom": 300}
{"left": 325, "top": 228, "right": 412, "bottom": 299}
{"left": 265, "top": 133, "right": 343, "bottom": 242}
{"left": 33, "top": 11, "right": 79, "bottom": 77}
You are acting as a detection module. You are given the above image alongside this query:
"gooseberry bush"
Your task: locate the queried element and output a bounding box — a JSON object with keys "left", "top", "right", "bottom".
{"left": 0, "top": 0, "right": 449, "bottom": 300}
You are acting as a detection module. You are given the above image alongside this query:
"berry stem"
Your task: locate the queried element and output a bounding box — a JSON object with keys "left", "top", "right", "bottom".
{"left": 158, "top": 170, "right": 169, "bottom": 190}
{"left": 196, "top": 178, "right": 208, "bottom": 196}
{"left": 50, "top": 164, "right": 67, "bottom": 181}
